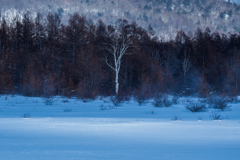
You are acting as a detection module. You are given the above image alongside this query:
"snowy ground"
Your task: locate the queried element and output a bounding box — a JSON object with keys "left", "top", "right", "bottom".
{"left": 0, "top": 95, "right": 240, "bottom": 160}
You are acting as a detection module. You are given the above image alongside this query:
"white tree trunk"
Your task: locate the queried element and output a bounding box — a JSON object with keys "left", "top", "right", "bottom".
{"left": 183, "top": 50, "right": 191, "bottom": 83}
{"left": 116, "top": 72, "right": 119, "bottom": 95}
{"left": 102, "top": 37, "right": 132, "bottom": 95}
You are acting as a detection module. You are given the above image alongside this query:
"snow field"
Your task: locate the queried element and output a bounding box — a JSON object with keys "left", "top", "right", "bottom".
{"left": 0, "top": 95, "right": 240, "bottom": 160}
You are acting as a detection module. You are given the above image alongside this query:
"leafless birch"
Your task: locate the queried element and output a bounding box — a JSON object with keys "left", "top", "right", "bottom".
{"left": 182, "top": 50, "right": 191, "bottom": 82}
{"left": 102, "top": 37, "right": 132, "bottom": 95}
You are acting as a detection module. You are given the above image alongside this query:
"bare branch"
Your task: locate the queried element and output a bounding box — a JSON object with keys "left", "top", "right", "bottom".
{"left": 100, "top": 36, "right": 134, "bottom": 95}
{"left": 103, "top": 55, "right": 116, "bottom": 71}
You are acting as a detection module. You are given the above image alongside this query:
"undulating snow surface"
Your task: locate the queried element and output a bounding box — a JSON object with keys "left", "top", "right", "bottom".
{"left": 0, "top": 95, "right": 240, "bottom": 160}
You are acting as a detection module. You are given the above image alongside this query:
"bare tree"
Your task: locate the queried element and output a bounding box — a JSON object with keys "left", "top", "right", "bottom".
{"left": 102, "top": 37, "right": 132, "bottom": 95}
{"left": 182, "top": 49, "right": 191, "bottom": 82}
{"left": 229, "top": 47, "right": 240, "bottom": 92}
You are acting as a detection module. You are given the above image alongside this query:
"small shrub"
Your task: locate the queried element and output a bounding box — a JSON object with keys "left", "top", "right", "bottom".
{"left": 75, "top": 86, "right": 97, "bottom": 102}
{"left": 163, "top": 98, "right": 172, "bottom": 107}
{"left": 185, "top": 102, "right": 207, "bottom": 112}
{"left": 210, "top": 110, "right": 221, "bottom": 120}
{"left": 135, "top": 95, "right": 148, "bottom": 106}
{"left": 109, "top": 105, "right": 116, "bottom": 110}
{"left": 144, "top": 110, "right": 156, "bottom": 115}
{"left": 203, "top": 96, "right": 231, "bottom": 111}
{"left": 100, "top": 104, "right": 107, "bottom": 111}
{"left": 152, "top": 93, "right": 173, "bottom": 107}
{"left": 204, "top": 96, "right": 216, "bottom": 105}
{"left": 81, "top": 98, "right": 92, "bottom": 103}
{"left": 172, "top": 95, "right": 180, "bottom": 104}
{"left": 226, "top": 96, "right": 240, "bottom": 103}
{"left": 42, "top": 97, "right": 56, "bottom": 105}
{"left": 110, "top": 96, "right": 125, "bottom": 106}
{"left": 22, "top": 113, "right": 31, "bottom": 118}
{"left": 101, "top": 96, "right": 110, "bottom": 103}
{"left": 211, "top": 99, "right": 231, "bottom": 111}
{"left": 198, "top": 116, "right": 202, "bottom": 120}
{"left": 152, "top": 93, "right": 164, "bottom": 107}
{"left": 100, "top": 104, "right": 117, "bottom": 111}
{"left": 199, "top": 98, "right": 208, "bottom": 103}
{"left": 62, "top": 99, "right": 69, "bottom": 103}
{"left": 11, "top": 94, "right": 17, "bottom": 98}
{"left": 63, "top": 108, "right": 72, "bottom": 112}
{"left": 151, "top": 110, "right": 155, "bottom": 114}
{"left": 185, "top": 98, "right": 192, "bottom": 103}
{"left": 134, "top": 88, "right": 150, "bottom": 106}
{"left": 172, "top": 115, "right": 181, "bottom": 121}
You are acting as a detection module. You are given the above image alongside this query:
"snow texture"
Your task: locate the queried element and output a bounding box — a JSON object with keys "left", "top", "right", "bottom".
{"left": 0, "top": 95, "right": 240, "bottom": 160}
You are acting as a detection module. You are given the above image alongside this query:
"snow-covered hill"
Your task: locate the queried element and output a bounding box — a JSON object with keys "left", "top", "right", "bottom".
{"left": 1, "top": 0, "right": 240, "bottom": 38}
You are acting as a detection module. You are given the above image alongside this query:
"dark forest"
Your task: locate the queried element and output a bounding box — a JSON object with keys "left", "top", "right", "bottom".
{"left": 0, "top": 12, "right": 240, "bottom": 99}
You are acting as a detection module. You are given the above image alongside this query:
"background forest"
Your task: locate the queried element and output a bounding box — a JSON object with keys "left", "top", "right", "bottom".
{"left": 0, "top": 12, "right": 240, "bottom": 98}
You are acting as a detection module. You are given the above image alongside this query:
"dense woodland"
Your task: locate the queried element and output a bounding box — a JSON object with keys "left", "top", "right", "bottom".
{"left": 1, "top": 0, "right": 240, "bottom": 38}
{"left": 0, "top": 12, "right": 240, "bottom": 98}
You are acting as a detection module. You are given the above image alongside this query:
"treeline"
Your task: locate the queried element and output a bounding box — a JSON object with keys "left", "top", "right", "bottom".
{"left": 0, "top": 12, "right": 240, "bottom": 98}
